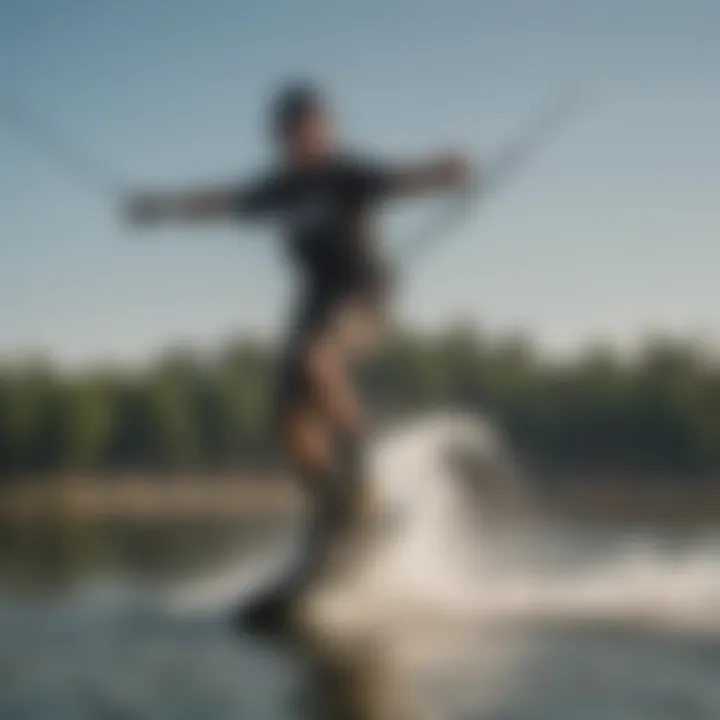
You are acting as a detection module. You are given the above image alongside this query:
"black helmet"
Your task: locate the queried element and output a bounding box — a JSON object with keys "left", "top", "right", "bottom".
{"left": 270, "top": 81, "right": 325, "bottom": 140}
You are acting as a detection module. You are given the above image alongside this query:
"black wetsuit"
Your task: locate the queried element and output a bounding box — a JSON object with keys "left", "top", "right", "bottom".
{"left": 232, "top": 152, "right": 398, "bottom": 411}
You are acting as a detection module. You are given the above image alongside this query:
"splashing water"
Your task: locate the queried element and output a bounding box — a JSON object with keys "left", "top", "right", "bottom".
{"left": 300, "top": 411, "right": 527, "bottom": 621}
{"left": 168, "top": 411, "right": 720, "bottom": 637}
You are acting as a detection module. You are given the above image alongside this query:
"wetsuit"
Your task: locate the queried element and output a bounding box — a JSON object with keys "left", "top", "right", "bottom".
{"left": 231, "top": 152, "right": 398, "bottom": 413}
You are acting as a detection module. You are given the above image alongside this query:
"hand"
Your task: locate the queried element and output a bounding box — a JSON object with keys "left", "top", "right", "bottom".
{"left": 437, "top": 152, "right": 474, "bottom": 187}
{"left": 122, "top": 192, "right": 165, "bottom": 226}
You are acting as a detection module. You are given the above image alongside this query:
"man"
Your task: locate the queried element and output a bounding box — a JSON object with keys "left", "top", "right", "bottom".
{"left": 126, "top": 83, "right": 474, "bottom": 625}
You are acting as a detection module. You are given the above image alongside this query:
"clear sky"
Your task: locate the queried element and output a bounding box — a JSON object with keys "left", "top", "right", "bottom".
{"left": 1, "top": 0, "right": 718, "bottom": 366}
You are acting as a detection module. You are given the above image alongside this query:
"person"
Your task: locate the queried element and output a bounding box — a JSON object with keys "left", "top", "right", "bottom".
{"left": 125, "top": 82, "right": 474, "bottom": 625}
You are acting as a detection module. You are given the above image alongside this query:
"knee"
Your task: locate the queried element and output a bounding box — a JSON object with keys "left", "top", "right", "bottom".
{"left": 278, "top": 408, "right": 329, "bottom": 474}
{"left": 299, "top": 341, "right": 334, "bottom": 390}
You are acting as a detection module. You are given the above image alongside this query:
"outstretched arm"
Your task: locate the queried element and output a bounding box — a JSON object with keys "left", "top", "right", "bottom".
{"left": 391, "top": 153, "right": 476, "bottom": 196}
{"left": 123, "top": 173, "right": 283, "bottom": 226}
{"left": 353, "top": 151, "right": 477, "bottom": 205}
{"left": 124, "top": 186, "right": 240, "bottom": 225}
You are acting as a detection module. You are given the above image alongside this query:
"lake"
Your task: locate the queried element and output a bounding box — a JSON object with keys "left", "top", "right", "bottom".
{"left": 1, "top": 517, "right": 719, "bottom": 720}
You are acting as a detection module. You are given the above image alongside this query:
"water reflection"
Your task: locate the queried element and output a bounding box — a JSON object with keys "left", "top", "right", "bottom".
{"left": 247, "top": 616, "right": 720, "bottom": 720}
{"left": 0, "top": 518, "right": 282, "bottom": 590}
{"left": 2, "top": 520, "right": 720, "bottom": 719}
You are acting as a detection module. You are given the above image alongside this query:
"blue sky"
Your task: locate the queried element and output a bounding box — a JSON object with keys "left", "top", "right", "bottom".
{"left": 1, "top": 0, "right": 718, "bottom": 365}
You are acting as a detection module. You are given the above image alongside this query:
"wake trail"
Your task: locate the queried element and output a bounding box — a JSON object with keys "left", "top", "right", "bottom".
{"left": 165, "top": 411, "right": 720, "bottom": 635}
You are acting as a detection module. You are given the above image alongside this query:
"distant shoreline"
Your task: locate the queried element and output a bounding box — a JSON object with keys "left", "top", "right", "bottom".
{"left": 0, "top": 475, "right": 301, "bottom": 522}
{"left": 1, "top": 474, "right": 719, "bottom": 522}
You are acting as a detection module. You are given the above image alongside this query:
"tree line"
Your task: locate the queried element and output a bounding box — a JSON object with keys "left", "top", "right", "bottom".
{"left": 1, "top": 326, "right": 719, "bottom": 481}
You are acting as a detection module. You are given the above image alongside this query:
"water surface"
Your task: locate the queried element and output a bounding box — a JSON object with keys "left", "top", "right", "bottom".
{"left": 1, "top": 518, "right": 719, "bottom": 719}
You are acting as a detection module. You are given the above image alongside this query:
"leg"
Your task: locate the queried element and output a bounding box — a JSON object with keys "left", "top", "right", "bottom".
{"left": 300, "top": 298, "right": 383, "bottom": 476}
{"left": 285, "top": 289, "right": 384, "bottom": 445}
{"left": 278, "top": 401, "right": 357, "bottom": 542}
{"left": 237, "top": 404, "right": 339, "bottom": 632}
{"left": 279, "top": 401, "right": 332, "bottom": 480}
{"left": 301, "top": 332, "right": 363, "bottom": 440}
{"left": 294, "top": 340, "right": 368, "bottom": 535}
{"left": 235, "top": 302, "right": 380, "bottom": 632}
